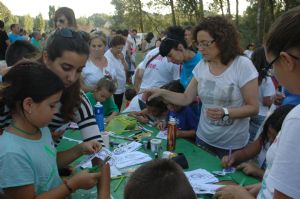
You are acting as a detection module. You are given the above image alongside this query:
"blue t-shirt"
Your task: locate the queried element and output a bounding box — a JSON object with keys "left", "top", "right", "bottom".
{"left": 282, "top": 88, "right": 300, "bottom": 105}
{"left": 0, "top": 127, "right": 61, "bottom": 194}
{"left": 8, "top": 33, "right": 24, "bottom": 43}
{"left": 180, "top": 52, "right": 202, "bottom": 88}
{"left": 169, "top": 106, "right": 199, "bottom": 131}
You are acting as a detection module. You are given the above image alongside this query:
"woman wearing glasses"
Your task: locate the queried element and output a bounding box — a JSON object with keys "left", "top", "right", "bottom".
{"left": 54, "top": 7, "right": 77, "bottom": 29}
{"left": 214, "top": 6, "right": 300, "bottom": 199}
{"left": 146, "top": 16, "right": 259, "bottom": 158}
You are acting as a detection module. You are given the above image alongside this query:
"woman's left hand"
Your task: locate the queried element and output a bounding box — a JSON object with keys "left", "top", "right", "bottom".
{"left": 80, "top": 140, "right": 102, "bottom": 155}
{"left": 206, "top": 107, "right": 224, "bottom": 121}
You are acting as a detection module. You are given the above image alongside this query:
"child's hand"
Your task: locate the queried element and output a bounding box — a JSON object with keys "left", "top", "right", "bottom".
{"left": 80, "top": 140, "right": 102, "bottom": 155}
{"left": 236, "top": 162, "right": 261, "bottom": 176}
{"left": 221, "top": 154, "right": 236, "bottom": 168}
{"left": 69, "top": 170, "right": 101, "bottom": 190}
{"left": 156, "top": 121, "right": 166, "bottom": 130}
{"left": 51, "top": 130, "right": 65, "bottom": 142}
{"left": 136, "top": 115, "right": 149, "bottom": 123}
{"left": 244, "top": 183, "right": 261, "bottom": 197}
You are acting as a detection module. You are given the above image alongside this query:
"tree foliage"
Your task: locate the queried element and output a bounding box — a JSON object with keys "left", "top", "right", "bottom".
{"left": 48, "top": 5, "right": 56, "bottom": 30}
{"left": 0, "top": 1, "right": 11, "bottom": 22}
{"left": 33, "top": 13, "right": 45, "bottom": 32}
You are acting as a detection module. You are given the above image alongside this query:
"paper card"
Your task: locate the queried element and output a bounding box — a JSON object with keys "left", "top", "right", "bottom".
{"left": 185, "top": 169, "right": 219, "bottom": 184}
{"left": 113, "top": 151, "right": 152, "bottom": 169}
{"left": 113, "top": 141, "right": 142, "bottom": 155}
{"left": 191, "top": 183, "right": 224, "bottom": 194}
{"left": 156, "top": 130, "right": 167, "bottom": 140}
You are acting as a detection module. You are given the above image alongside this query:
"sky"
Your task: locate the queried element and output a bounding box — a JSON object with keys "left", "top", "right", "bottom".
{"left": 1, "top": 0, "right": 249, "bottom": 20}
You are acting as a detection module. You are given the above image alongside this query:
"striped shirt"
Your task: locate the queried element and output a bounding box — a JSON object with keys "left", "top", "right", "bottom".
{"left": 0, "top": 91, "right": 103, "bottom": 146}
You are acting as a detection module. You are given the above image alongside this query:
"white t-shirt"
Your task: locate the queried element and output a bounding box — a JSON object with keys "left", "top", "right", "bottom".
{"left": 82, "top": 59, "right": 116, "bottom": 88}
{"left": 104, "top": 49, "right": 126, "bottom": 94}
{"left": 192, "top": 56, "right": 258, "bottom": 149}
{"left": 258, "top": 77, "right": 276, "bottom": 116}
{"left": 258, "top": 104, "right": 300, "bottom": 199}
{"left": 127, "top": 34, "right": 137, "bottom": 63}
{"left": 122, "top": 95, "right": 142, "bottom": 113}
{"left": 139, "top": 48, "right": 180, "bottom": 92}
{"left": 244, "top": 50, "right": 253, "bottom": 59}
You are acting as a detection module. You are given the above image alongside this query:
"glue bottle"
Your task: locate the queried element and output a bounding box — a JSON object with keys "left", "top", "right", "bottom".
{"left": 167, "top": 117, "right": 176, "bottom": 151}
{"left": 94, "top": 102, "right": 105, "bottom": 132}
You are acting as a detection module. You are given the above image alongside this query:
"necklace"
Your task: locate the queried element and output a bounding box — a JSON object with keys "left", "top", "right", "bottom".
{"left": 11, "top": 123, "right": 39, "bottom": 136}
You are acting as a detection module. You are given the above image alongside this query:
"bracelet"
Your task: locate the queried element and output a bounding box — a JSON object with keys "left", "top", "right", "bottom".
{"left": 63, "top": 180, "right": 74, "bottom": 193}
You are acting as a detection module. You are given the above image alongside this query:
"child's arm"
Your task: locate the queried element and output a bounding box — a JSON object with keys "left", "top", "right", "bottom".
{"left": 105, "top": 112, "right": 118, "bottom": 124}
{"left": 128, "top": 109, "right": 149, "bottom": 124}
{"left": 104, "top": 97, "right": 119, "bottom": 124}
{"left": 97, "top": 163, "right": 111, "bottom": 199}
{"left": 3, "top": 171, "right": 101, "bottom": 199}
{"left": 221, "top": 137, "right": 263, "bottom": 168}
{"left": 57, "top": 140, "right": 101, "bottom": 168}
{"left": 176, "top": 130, "right": 195, "bottom": 138}
{"left": 236, "top": 162, "right": 265, "bottom": 179}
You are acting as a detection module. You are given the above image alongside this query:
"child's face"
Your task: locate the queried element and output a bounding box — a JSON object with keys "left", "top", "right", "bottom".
{"left": 267, "top": 126, "right": 278, "bottom": 143}
{"left": 94, "top": 88, "right": 112, "bottom": 103}
{"left": 28, "top": 91, "right": 62, "bottom": 128}
{"left": 166, "top": 103, "right": 182, "bottom": 112}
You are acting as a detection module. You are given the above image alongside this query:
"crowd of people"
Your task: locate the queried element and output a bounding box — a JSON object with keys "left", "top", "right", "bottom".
{"left": 0, "top": 5, "right": 300, "bottom": 199}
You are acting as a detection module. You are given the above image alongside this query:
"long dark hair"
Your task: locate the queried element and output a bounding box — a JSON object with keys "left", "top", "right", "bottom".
{"left": 251, "top": 47, "right": 268, "bottom": 85}
{"left": 44, "top": 28, "right": 89, "bottom": 121}
{"left": 260, "top": 104, "right": 295, "bottom": 147}
{"left": 0, "top": 61, "right": 64, "bottom": 114}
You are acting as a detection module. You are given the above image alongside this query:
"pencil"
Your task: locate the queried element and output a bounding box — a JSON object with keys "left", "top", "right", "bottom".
{"left": 239, "top": 178, "right": 246, "bottom": 187}
{"left": 113, "top": 176, "right": 125, "bottom": 192}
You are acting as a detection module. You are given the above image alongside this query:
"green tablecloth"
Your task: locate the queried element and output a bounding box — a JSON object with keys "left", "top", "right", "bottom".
{"left": 57, "top": 125, "right": 259, "bottom": 199}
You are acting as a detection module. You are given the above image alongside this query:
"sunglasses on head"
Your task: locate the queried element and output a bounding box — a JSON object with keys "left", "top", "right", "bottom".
{"left": 54, "top": 28, "right": 85, "bottom": 39}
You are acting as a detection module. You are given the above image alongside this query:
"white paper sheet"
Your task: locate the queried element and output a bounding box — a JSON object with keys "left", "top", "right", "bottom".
{"left": 156, "top": 130, "right": 167, "bottom": 140}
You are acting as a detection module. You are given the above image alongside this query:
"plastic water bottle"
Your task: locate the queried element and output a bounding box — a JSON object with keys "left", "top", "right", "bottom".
{"left": 94, "top": 102, "right": 105, "bottom": 132}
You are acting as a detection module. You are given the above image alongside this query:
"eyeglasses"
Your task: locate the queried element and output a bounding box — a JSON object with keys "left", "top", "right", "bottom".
{"left": 286, "top": 52, "right": 300, "bottom": 61}
{"left": 197, "top": 40, "right": 215, "bottom": 49}
{"left": 266, "top": 52, "right": 300, "bottom": 69}
{"left": 266, "top": 55, "right": 280, "bottom": 69}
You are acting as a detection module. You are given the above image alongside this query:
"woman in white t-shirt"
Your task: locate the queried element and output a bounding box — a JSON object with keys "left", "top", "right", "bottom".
{"left": 214, "top": 6, "right": 300, "bottom": 199}
{"left": 249, "top": 47, "right": 276, "bottom": 142}
{"left": 104, "top": 35, "right": 128, "bottom": 110}
{"left": 146, "top": 16, "right": 259, "bottom": 158}
{"left": 82, "top": 32, "right": 116, "bottom": 92}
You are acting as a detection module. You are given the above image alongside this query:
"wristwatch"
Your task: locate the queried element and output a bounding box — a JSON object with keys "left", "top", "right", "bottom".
{"left": 222, "top": 107, "right": 230, "bottom": 121}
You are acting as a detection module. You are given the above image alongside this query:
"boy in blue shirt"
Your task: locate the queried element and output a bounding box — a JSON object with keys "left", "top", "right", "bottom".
{"left": 160, "top": 80, "right": 199, "bottom": 140}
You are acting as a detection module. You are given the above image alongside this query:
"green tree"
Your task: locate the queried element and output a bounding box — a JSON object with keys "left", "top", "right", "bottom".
{"left": 88, "top": 13, "right": 108, "bottom": 27}
{"left": 0, "top": 1, "right": 11, "bottom": 22}
{"left": 111, "top": 0, "right": 144, "bottom": 31}
{"left": 48, "top": 5, "right": 56, "bottom": 30}
{"left": 19, "top": 15, "right": 34, "bottom": 32}
{"left": 177, "top": 0, "right": 204, "bottom": 23}
{"left": 33, "top": 13, "right": 45, "bottom": 32}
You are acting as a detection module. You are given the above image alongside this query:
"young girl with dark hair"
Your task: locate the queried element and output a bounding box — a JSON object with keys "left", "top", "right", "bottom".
{"left": 221, "top": 104, "right": 294, "bottom": 179}
{"left": 0, "top": 28, "right": 104, "bottom": 147}
{"left": 0, "top": 61, "right": 103, "bottom": 199}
